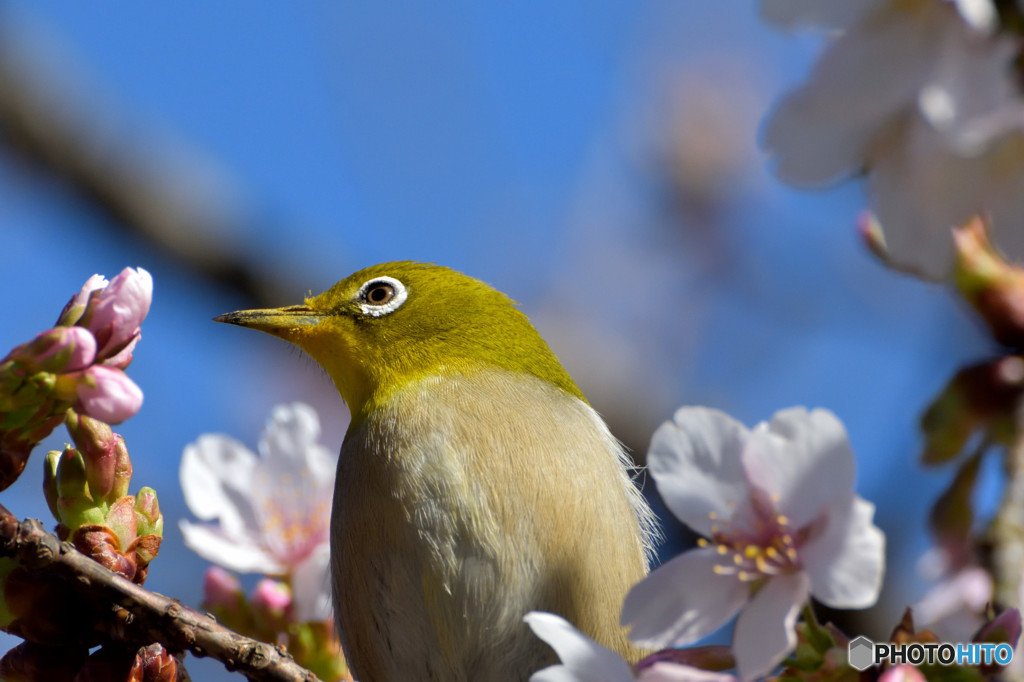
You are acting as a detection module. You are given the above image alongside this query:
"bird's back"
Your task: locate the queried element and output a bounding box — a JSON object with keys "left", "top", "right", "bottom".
{"left": 331, "top": 367, "right": 655, "bottom": 681}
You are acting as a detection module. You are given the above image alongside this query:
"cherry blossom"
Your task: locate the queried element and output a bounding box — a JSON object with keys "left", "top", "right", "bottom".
{"left": 621, "top": 407, "right": 884, "bottom": 681}
{"left": 525, "top": 612, "right": 736, "bottom": 682}
{"left": 179, "top": 403, "right": 335, "bottom": 623}
{"left": 761, "top": 0, "right": 1024, "bottom": 279}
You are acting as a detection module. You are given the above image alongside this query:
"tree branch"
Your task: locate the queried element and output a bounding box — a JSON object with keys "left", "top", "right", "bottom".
{"left": 0, "top": 503, "right": 322, "bottom": 682}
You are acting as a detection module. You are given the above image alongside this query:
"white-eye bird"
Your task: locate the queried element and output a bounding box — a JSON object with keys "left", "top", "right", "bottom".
{"left": 216, "top": 262, "right": 657, "bottom": 682}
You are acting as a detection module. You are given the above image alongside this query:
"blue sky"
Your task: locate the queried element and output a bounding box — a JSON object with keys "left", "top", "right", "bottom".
{"left": 0, "top": 2, "right": 999, "bottom": 677}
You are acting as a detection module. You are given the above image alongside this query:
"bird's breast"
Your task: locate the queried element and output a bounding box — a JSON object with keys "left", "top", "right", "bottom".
{"left": 330, "top": 368, "right": 653, "bottom": 681}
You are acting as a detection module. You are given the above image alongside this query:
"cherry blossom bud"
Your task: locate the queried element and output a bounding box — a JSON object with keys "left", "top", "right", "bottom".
{"left": 954, "top": 220, "right": 1024, "bottom": 347}
{"left": 134, "top": 487, "right": 162, "bottom": 538}
{"left": 106, "top": 496, "right": 138, "bottom": 551}
{"left": 83, "top": 267, "right": 152, "bottom": 362}
{"left": 879, "top": 665, "right": 926, "bottom": 682}
{"left": 975, "top": 608, "right": 1021, "bottom": 648}
{"left": 858, "top": 211, "right": 889, "bottom": 264}
{"left": 129, "top": 643, "right": 180, "bottom": 682}
{"left": 202, "top": 566, "right": 243, "bottom": 610}
{"left": 5, "top": 327, "right": 96, "bottom": 374}
{"left": 252, "top": 579, "right": 292, "bottom": 631}
{"left": 56, "top": 274, "right": 108, "bottom": 327}
{"left": 76, "top": 644, "right": 179, "bottom": 682}
{"left": 65, "top": 411, "right": 119, "bottom": 501}
{"left": 42, "top": 450, "right": 60, "bottom": 520}
{"left": 72, "top": 525, "right": 138, "bottom": 582}
{"left": 75, "top": 365, "right": 143, "bottom": 424}
{"left": 54, "top": 446, "right": 105, "bottom": 529}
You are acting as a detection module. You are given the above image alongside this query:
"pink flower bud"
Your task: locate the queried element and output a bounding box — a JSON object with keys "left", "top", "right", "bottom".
{"left": 5, "top": 327, "right": 96, "bottom": 374}
{"left": 74, "top": 366, "right": 143, "bottom": 424}
{"left": 202, "top": 566, "right": 243, "bottom": 610}
{"left": 252, "top": 578, "right": 292, "bottom": 616}
{"left": 83, "top": 267, "right": 152, "bottom": 361}
{"left": 65, "top": 411, "right": 118, "bottom": 501}
{"left": 56, "top": 274, "right": 108, "bottom": 327}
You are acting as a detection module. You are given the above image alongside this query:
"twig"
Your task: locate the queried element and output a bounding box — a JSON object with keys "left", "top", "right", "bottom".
{"left": 989, "top": 403, "right": 1024, "bottom": 612}
{"left": 0, "top": 503, "right": 323, "bottom": 682}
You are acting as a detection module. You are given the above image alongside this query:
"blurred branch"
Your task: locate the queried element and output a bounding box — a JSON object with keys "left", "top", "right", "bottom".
{"left": 0, "top": 503, "right": 322, "bottom": 682}
{"left": 0, "top": 28, "right": 302, "bottom": 307}
{"left": 988, "top": 404, "right": 1024, "bottom": 612}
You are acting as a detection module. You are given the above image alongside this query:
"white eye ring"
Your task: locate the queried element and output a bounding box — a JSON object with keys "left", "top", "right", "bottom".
{"left": 357, "top": 276, "right": 408, "bottom": 317}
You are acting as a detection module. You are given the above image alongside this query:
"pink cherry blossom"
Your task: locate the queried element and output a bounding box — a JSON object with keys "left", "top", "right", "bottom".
{"left": 621, "top": 407, "right": 885, "bottom": 681}
{"left": 84, "top": 267, "right": 153, "bottom": 363}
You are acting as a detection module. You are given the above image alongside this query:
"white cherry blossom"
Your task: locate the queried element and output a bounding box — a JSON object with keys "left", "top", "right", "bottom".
{"left": 621, "top": 407, "right": 884, "bottom": 681}
{"left": 179, "top": 402, "right": 336, "bottom": 622}
{"left": 525, "top": 612, "right": 737, "bottom": 682}
{"left": 761, "top": 0, "right": 1024, "bottom": 279}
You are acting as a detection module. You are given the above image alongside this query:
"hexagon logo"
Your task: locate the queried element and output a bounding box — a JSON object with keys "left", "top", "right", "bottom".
{"left": 848, "top": 636, "right": 875, "bottom": 671}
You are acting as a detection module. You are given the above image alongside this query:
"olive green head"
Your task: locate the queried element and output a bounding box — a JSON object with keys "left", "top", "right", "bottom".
{"left": 216, "top": 262, "right": 584, "bottom": 422}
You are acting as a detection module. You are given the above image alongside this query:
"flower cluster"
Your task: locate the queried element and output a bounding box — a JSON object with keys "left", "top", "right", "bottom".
{"left": 43, "top": 411, "right": 163, "bottom": 584}
{"left": 761, "top": 0, "right": 1024, "bottom": 279}
{"left": 179, "top": 402, "right": 349, "bottom": 680}
{"left": 0, "top": 267, "right": 151, "bottom": 490}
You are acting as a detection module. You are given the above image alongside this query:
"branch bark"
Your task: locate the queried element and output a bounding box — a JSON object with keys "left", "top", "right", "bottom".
{"left": 0, "top": 503, "right": 323, "bottom": 682}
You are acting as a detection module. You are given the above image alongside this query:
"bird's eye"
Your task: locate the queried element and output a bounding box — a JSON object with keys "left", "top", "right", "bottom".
{"left": 365, "top": 283, "right": 395, "bottom": 305}
{"left": 356, "top": 276, "right": 408, "bottom": 317}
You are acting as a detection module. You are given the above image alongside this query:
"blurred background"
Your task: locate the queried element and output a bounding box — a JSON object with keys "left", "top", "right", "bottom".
{"left": 0, "top": 2, "right": 998, "bottom": 678}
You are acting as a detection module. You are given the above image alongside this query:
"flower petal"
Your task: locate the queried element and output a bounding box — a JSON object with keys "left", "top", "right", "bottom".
{"left": 800, "top": 494, "right": 885, "bottom": 609}
{"left": 741, "top": 408, "right": 855, "bottom": 529}
{"left": 524, "top": 611, "right": 634, "bottom": 682}
{"left": 292, "top": 543, "right": 333, "bottom": 623}
{"left": 622, "top": 548, "right": 747, "bottom": 649}
{"left": 732, "top": 572, "right": 809, "bottom": 681}
{"left": 261, "top": 403, "right": 323, "bottom": 466}
{"left": 88, "top": 267, "right": 153, "bottom": 358}
{"left": 762, "top": 8, "right": 943, "bottom": 187}
{"left": 648, "top": 408, "right": 751, "bottom": 536}
{"left": 180, "top": 434, "right": 260, "bottom": 540}
{"left": 178, "top": 520, "right": 286, "bottom": 574}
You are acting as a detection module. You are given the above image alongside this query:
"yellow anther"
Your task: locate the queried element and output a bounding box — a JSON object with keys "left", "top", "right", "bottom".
{"left": 697, "top": 538, "right": 709, "bottom": 548}
{"left": 708, "top": 511, "right": 718, "bottom": 520}
{"left": 765, "top": 547, "right": 779, "bottom": 559}
{"left": 737, "top": 571, "right": 750, "bottom": 581}
{"left": 744, "top": 545, "right": 760, "bottom": 559}
{"left": 717, "top": 544, "right": 728, "bottom": 555}
{"left": 786, "top": 548, "right": 798, "bottom": 561}
{"left": 770, "top": 493, "right": 781, "bottom": 503}
{"left": 733, "top": 554, "right": 743, "bottom": 565}
{"left": 777, "top": 515, "right": 789, "bottom": 526}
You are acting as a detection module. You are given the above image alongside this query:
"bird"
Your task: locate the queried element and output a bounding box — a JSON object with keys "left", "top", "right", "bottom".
{"left": 216, "top": 261, "right": 657, "bottom": 682}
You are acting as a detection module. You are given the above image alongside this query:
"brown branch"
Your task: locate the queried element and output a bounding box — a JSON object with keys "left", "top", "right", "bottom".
{"left": 988, "top": 403, "right": 1024, "bottom": 614}
{"left": 0, "top": 22, "right": 313, "bottom": 308}
{"left": 0, "top": 503, "right": 322, "bottom": 682}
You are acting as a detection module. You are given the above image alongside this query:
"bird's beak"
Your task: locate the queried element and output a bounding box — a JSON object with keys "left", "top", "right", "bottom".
{"left": 214, "top": 304, "right": 323, "bottom": 340}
